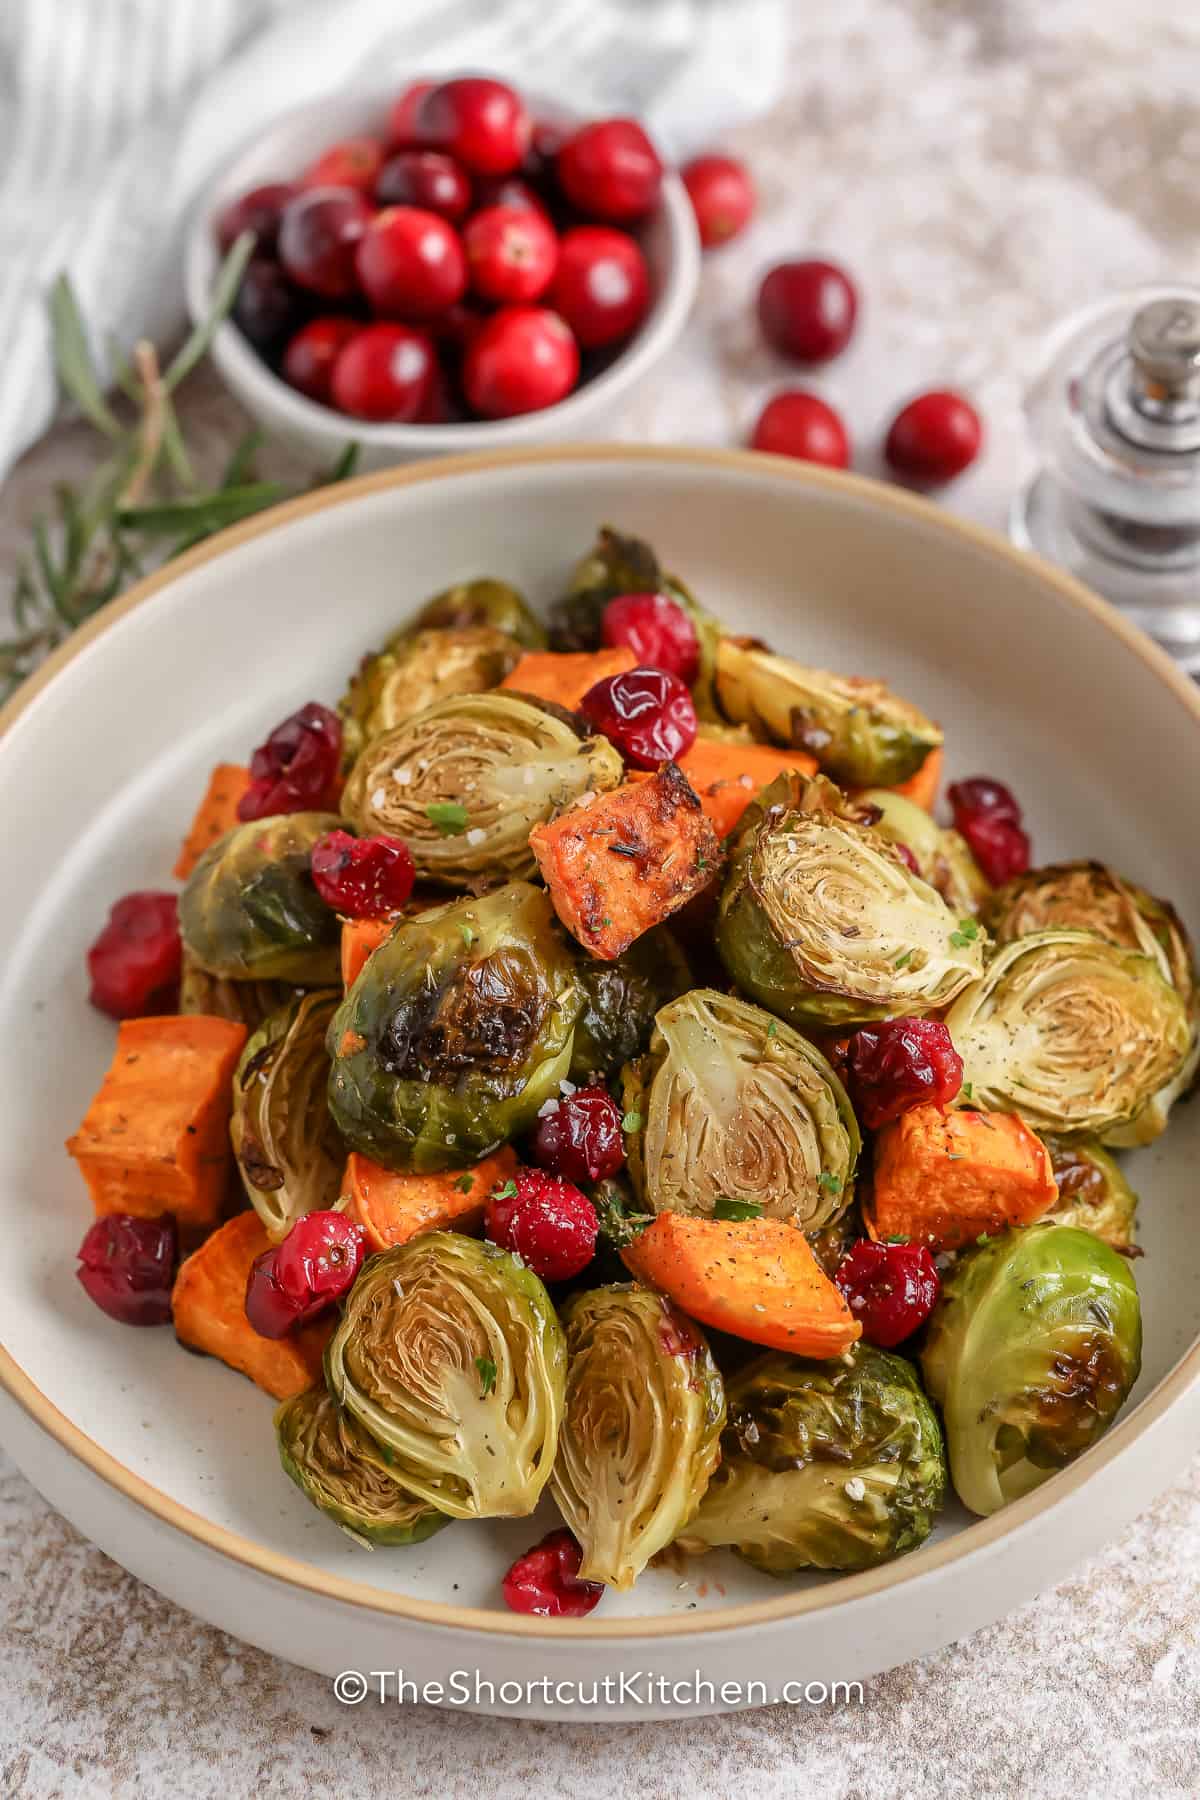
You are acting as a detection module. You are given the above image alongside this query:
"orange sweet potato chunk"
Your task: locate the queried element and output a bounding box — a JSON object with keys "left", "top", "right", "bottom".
{"left": 869, "top": 1103, "right": 1058, "bottom": 1251}
{"left": 341, "top": 917, "right": 395, "bottom": 988}
{"left": 173, "top": 764, "right": 251, "bottom": 879}
{"left": 499, "top": 646, "right": 636, "bottom": 712}
{"left": 342, "top": 1146, "right": 518, "bottom": 1253}
{"left": 631, "top": 738, "right": 818, "bottom": 840}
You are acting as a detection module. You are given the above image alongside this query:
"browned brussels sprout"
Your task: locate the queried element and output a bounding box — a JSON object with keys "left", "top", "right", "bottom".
{"left": 338, "top": 625, "right": 521, "bottom": 768}
{"left": 230, "top": 990, "right": 344, "bottom": 1241}
{"left": 569, "top": 926, "right": 692, "bottom": 1081}
{"left": 178, "top": 812, "right": 342, "bottom": 983}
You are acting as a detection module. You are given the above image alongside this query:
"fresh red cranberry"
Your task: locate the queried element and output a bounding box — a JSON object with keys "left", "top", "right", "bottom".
{"left": 278, "top": 187, "right": 373, "bottom": 298}
{"left": 244, "top": 1248, "right": 296, "bottom": 1339}
{"left": 462, "top": 306, "right": 579, "bottom": 418}
{"left": 947, "top": 776, "right": 1021, "bottom": 825}
{"left": 557, "top": 118, "right": 663, "bottom": 223}
{"left": 473, "top": 173, "right": 548, "bottom": 215}
{"left": 549, "top": 225, "right": 649, "bottom": 350}
{"left": 356, "top": 207, "right": 467, "bottom": 318}
{"left": 601, "top": 593, "right": 699, "bottom": 683}
{"left": 530, "top": 1086, "right": 625, "bottom": 1184}
{"left": 245, "top": 1211, "right": 367, "bottom": 1340}
{"left": 375, "top": 149, "right": 472, "bottom": 220}
{"left": 839, "top": 1018, "right": 964, "bottom": 1129}
{"left": 485, "top": 1170, "right": 598, "bottom": 1282}
{"left": 238, "top": 702, "right": 342, "bottom": 820}
{"left": 464, "top": 204, "right": 558, "bottom": 304}
{"left": 502, "top": 1528, "right": 603, "bottom": 1617}
{"left": 758, "top": 259, "right": 858, "bottom": 364}
{"left": 415, "top": 77, "right": 531, "bottom": 175}
{"left": 331, "top": 322, "right": 436, "bottom": 421}
{"left": 87, "top": 893, "right": 181, "bottom": 1019}
{"left": 311, "top": 829, "right": 415, "bottom": 916}
{"left": 416, "top": 362, "right": 462, "bottom": 424}
{"left": 281, "top": 315, "right": 360, "bottom": 404}
{"left": 301, "top": 137, "right": 385, "bottom": 195}
{"left": 531, "top": 119, "right": 568, "bottom": 164}
{"left": 579, "top": 666, "right": 697, "bottom": 769}
{"left": 428, "top": 301, "right": 486, "bottom": 357}
{"left": 76, "top": 1214, "right": 178, "bottom": 1327}
{"left": 386, "top": 80, "right": 436, "bottom": 149}
{"left": 232, "top": 258, "right": 308, "bottom": 356}
{"left": 835, "top": 1241, "right": 941, "bottom": 1348}
{"left": 947, "top": 776, "right": 1031, "bottom": 884}
{"left": 216, "top": 182, "right": 295, "bottom": 254}
{"left": 885, "top": 390, "right": 982, "bottom": 485}
{"left": 681, "top": 154, "right": 755, "bottom": 248}
{"left": 750, "top": 389, "right": 850, "bottom": 469}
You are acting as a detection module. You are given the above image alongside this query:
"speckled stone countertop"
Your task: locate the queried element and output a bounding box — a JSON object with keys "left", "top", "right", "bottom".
{"left": 3, "top": 6, "right": 1200, "bottom": 1794}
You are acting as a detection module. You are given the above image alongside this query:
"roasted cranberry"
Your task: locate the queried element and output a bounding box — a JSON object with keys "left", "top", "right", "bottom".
{"left": 681, "top": 154, "right": 755, "bottom": 248}
{"left": 375, "top": 149, "right": 472, "bottom": 220}
{"left": 486, "top": 1169, "right": 598, "bottom": 1282}
{"left": 835, "top": 1241, "right": 940, "bottom": 1348}
{"left": 76, "top": 1213, "right": 178, "bottom": 1327}
{"left": 502, "top": 1528, "right": 603, "bottom": 1617}
{"left": 301, "top": 137, "right": 385, "bottom": 195}
{"left": 232, "top": 257, "right": 307, "bottom": 356}
{"left": 948, "top": 776, "right": 1031, "bottom": 884}
{"left": 281, "top": 315, "right": 360, "bottom": 404}
{"left": 549, "top": 225, "right": 649, "bottom": 350}
{"left": 530, "top": 1086, "right": 625, "bottom": 1184}
{"left": 947, "top": 776, "right": 1021, "bottom": 826}
{"left": 311, "top": 829, "right": 415, "bottom": 916}
{"left": 601, "top": 593, "right": 699, "bottom": 683}
{"left": 244, "top": 1248, "right": 296, "bottom": 1339}
{"left": 87, "top": 892, "right": 181, "bottom": 1018}
{"left": 216, "top": 182, "right": 295, "bottom": 254}
{"left": 750, "top": 389, "right": 850, "bottom": 468}
{"left": 885, "top": 390, "right": 982, "bottom": 485}
{"left": 415, "top": 76, "right": 531, "bottom": 175}
{"left": 557, "top": 118, "right": 663, "bottom": 222}
{"left": 356, "top": 206, "right": 466, "bottom": 318}
{"left": 238, "top": 701, "right": 342, "bottom": 820}
{"left": 278, "top": 187, "right": 373, "bottom": 298}
{"left": 473, "top": 173, "right": 548, "bottom": 215}
{"left": 840, "top": 1018, "right": 964, "bottom": 1129}
{"left": 246, "top": 1211, "right": 367, "bottom": 1340}
{"left": 330, "top": 322, "right": 436, "bottom": 421}
{"left": 464, "top": 204, "right": 558, "bottom": 304}
{"left": 758, "top": 259, "right": 858, "bottom": 364}
{"left": 462, "top": 306, "right": 579, "bottom": 417}
{"left": 579, "top": 665, "right": 697, "bottom": 770}
{"left": 891, "top": 841, "right": 921, "bottom": 875}
{"left": 386, "top": 80, "right": 436, "bottom": 149}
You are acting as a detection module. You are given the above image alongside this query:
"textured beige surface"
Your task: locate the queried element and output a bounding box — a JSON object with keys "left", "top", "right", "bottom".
{"left": 3, "top": 4, "right": 1200, "bottom": 1793}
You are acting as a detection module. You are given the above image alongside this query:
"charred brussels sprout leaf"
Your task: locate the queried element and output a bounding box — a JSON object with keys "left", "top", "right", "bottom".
{"left": 179, "top": 953, "right": 297, "bottom": 1032}
{"left": 231, "top": 990, "right": 344, "bottom": 1241}
{"left": 327, "top": 881, "right": 581, "bottom": 1172}
{"left": 551, "top": 1285, "right": 725, "bottom": 1588}
{"left": 1042, "top": 1137, "right": 1139, "bottom": 1250}
{"left": 178, "top": 812, "right": 342, "bottom": 983}
{"left": 275, "top": 1384, "right": 449, "bottom": 1546}
{"left": 681, "top": 1343, "right": 946, "bottom": 1572}
{"left": 338, "top": 626, "right": 521, "bottom": 769}
{"left": 408, "top": 577, "right": 547, "bottom": 650}
{"left": 569, "top": 926, "right": 692, "bottom": 1081}
{"left": 920, "top": 1224, "right": 1141, "bottom": 1517}
{"left": 325, "top": 1233, "right": 565, "bottom": 1519}
{"left": 860, "top": 787, "right": 991, "bottom": 916}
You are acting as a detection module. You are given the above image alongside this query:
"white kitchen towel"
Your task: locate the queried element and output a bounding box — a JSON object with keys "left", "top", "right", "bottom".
{"left": 0, "top": 0, "right": 785, "bottom": 483}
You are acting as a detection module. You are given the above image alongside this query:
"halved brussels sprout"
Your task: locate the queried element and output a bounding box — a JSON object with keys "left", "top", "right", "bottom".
{"left": 325, "top": 1232, "right": 565, "bottom": 1519}
{"left": 340, "top": 692, "right": 623, "bottom": 888}
{"left": 179, "top": 953, "right": 296, "bottom": 1033}
{"left": 945, "top": 930, "right": 1191, "bottom": 1141}
{"left": 275, "top": 1383, "right": 449, "bottom": 1546}
{"left": 327, "top": 881, "right": 581, "bottom": 1172}
{"left": 231, "top": 990, "right": 344, "bottom": 1241}
{"left": 178, "top": 812, "right": 342, "bottom": 983}
{"left": 860, "top": 788, "right": 991, "bottom": 917}
{"left": 1042, "top": 1137, "right": 1138, "bottom": 1250}
{"left": 1105, "top": 1031, "right": 1200, "bottom": 1149}
{"left": 338, "top": 626, "right": 522, "bottom": 769}
{"left": 717, "top": 772, "right": 986, "bottom": 1028}
{"left": 714, "top": 637, "right": 943, "bottom": 787}
{"left": 569, "top": 926, "right": 692, "bottom": 1081}
{"left": 920, "top": 1224, "right": 1141, "bottom": 1517}
{"left": 550, "top": 1284, "right": 725, "bottom": 1589}
{"left": 408, "top": 577, "right": 547, "bottom": 649}
{"left": 620, "top": 988, "right": 859, "bottom": 1231}
{"left": 681, "top": 1343, "right": 946, "bottom": 1573}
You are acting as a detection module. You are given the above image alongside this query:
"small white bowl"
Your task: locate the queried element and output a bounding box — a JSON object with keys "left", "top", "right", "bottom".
{"left": 184, "top": 87, "right": 701, "bottom": 467}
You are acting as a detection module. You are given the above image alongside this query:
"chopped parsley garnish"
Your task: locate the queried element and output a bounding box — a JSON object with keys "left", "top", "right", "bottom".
{"left": 976, "top": 1232, "right": 991, "bottom": 1246}
{"left": 454, "top": 1175, "right": 474, "bottom": 1194}
{"left": 961, "top": 1081, "right": 973, "bottom": 1100}
{"left": 817, "top": 1172, "right": 843, "bottom": 1193}
{"left": 894, "top": 949, "right": 913, "bottom": 969}
{"left": 475, "top": 1356, "right": 497, "bottom": 1398}
{"left": 493, "top": 1178, "right": 518, "bottom": 1201}
{"left": 766, "top": 1019, "right": 778, "bottom": 1038}
{"left": 621, "top": 1110, "right": 643, "bottom": 1133}
{"left": 458, "top": 923, "right": 475, "bottom": 947}
{"left": 426, "top": 802, "right": 469, "bottom": 835}
{"left": 713, "top": 1196, "right": 763, "bottom": 1221}
{"left": 884, "top": 1234, "right": 910, "bottom": 1245}
{"left": 949, "top": 917, "right": 980, "bottom": 949}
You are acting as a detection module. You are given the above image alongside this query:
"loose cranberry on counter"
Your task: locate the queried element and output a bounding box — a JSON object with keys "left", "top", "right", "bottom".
{"left": 947, "top": 775, "right": 1031, "bottom": 885}
{"left": 238, "top": 701, "right": 342, "bottom": 820}
{"left": 579, "top": 665, "right": 697, "bottom": 769}
{"left": 375, "top": 149, "right": 473, "bottom": 220}
{"left": 87, "top": 893, "right": 182, "bottom": 1019}
{"left": 278, "top": 187, "right": 373, "bottom": 298}
{"left": 232, "top": 258, "right": 308, "bottom": 357}
{"left": 502, "top": 1528, "right": 604, "bottom": 1618}
{"left": 415, "top": 76, "right": 531, "bottom": 176}
{"left": 311, "top": 829, "right": 415, "bottom": 916}
{"left": 549, "top": 226, "right": 649, "bottom": 349}
{"left": 216, "top": 182, "right": 295, "bottom": 254}
{"left": 557, "top": 118, "right": 663, "bottom": 222}
{"left": 76, "top": 1214, "right": 178, "bottom": 1327}
{"left": 356, "top": 207, "right": 467, "bottom": 318}
{"left": 838, "top": 1018, "right": 964, "bottom": 1129}
{"left": 758, "top": 259, "right": 858, "bottom": 364}
{"left": 464, "top": 204, "right": 558, "bottom": 304}
{"left": 386, "top": 79, "right": 437, "bottom": 149}
{"left": 246, "top": 1210, "right": 367, "bottom": 1340}
{"left": 330, "top": 322, "right": 436, "bottom": 422}
{"left": 530, "top": 1086, "right": 625, "bottom": 1185}
{"left": 835, "top": 1241, "right": 941, "bottom": 1348}
{"left": 462, "top": 306, "right": 579, "bottom": 417}
{"left": 601, "top": 592, "right": 699, "bottom": 684}
{"left": 282, "top": 316, "right": 360, "bottom": 404}
{"left": 485, "top": 1170, "right": 598, "bottom": 1283}
{"left": 300, "top": 137, "right": 385, "bottom": 195}
{"left": 681, "top": 153, "right": 755, "bottom": 248}
{"left": 750, "top": 389, "right": 850, "bottom": 468}
{"left": 885, "top": 389, "right": 982, "bottom": 485}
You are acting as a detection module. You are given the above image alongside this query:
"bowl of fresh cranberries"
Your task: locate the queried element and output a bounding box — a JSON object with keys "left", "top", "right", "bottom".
{"left": 185, "top": 76, "right": 700, "bottom": 465}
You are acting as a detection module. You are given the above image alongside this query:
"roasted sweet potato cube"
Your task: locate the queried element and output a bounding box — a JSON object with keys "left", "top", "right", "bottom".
{"left": 498, "top": 646, "right": 636, "bottom": 712}
{"left": 173, "top": 764, "right": 251, "bottom": 879}
{"left": 869, "top": 1104, "right": 1058, "bottom": 1251}
{"left": 342, "top": 1146, "right": 518, "bottom": 1252}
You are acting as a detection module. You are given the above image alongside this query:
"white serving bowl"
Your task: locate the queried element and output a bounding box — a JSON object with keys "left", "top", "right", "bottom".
{"left": 2, "top": 447, "right": 1198, "bottom": 1718}
{"left": 184, "top": 90, "right": 700, "bottom": 467}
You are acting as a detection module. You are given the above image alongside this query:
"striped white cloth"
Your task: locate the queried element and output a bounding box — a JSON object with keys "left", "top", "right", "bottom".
{"left": 0, "top": 0, "right": 785, "bottom": 482}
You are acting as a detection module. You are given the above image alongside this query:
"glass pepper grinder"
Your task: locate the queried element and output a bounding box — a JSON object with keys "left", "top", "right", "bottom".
{"left": 1012, "top": 285, "right": 1200, "bottom": 673}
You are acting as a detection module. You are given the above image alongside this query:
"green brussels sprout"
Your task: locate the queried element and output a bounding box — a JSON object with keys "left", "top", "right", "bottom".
{"left": 945, "top": 930, "right": 1192, "bottom": 1141}
{"left": 327, "top": 881, "right": 581, "bottom": 1172}
{"left": 274, "top": 1384, "right": 449, "bottom": 1547}
{"left": 1105, "top": 1032, "right": 1200, "bottom": 1149}
{"left": 620, "top": 988, "right": 859, "bottom": 1231}
{"left": 231, "top": 990, "right": 344, "bottom": 1241}
{"left": 179, "top": 952, "right": 296, "bottom": 1033}
{"left": 681, "top": 1344, "right": 947, "bottom": 1573}
{"left": 178, "top": 812, "right": 342, "bottom": 983}
{"left": 920, "top": 1224, "right": 1142, "bottom": 1517}
{"left": 550, "top": 1284, "right": 725, "bottom": 1588}
{"left": 860, "top": 787, "right": 991, "bottom": 916}
{"left": 407, "top": 577, "right": 547, "bottom": 650}
{"left": 338, "top": 626, "right": 522, "bottom": 769}
{"left": 325, "top": 1232, "right": 566, "bottom": 1519}
{"left": 717, "top": 772, "right": 986, "bottom": 1029}
{"left": 340, "top": 692, "right": 623, "bottom": 888}
{"left": 569, "top": 926, "right": 692, "bottom": 1081}
{"left": 1041, "top": 1137, "right": 1139, "bottom": 1250}
{"left": 714, "top": 637, "right": 943, "bottom": 787}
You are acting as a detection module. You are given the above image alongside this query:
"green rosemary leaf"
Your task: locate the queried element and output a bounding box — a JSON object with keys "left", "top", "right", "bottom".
{"left": 119, "top": 481, "right": 286, "bottom": 538}
{"left": 221, "top": 427, "right": 265, "bottom": 490}
{"left": 159, "top": 396, "right": 196, "bottom": 490}
{"left": 162, "top": 232, "right": 254, "bottom": 393}
{"left": 31, "top": 518, "right": 65, "bottom": 606}
{"left": 49, "top": 276, "right": 122, "bottom": 438}
{"left": 318, "top": 441, "right": 361, "bottom": 486}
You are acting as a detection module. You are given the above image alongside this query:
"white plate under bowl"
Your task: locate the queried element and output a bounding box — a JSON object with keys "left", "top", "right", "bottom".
{"left": 1, "top": 447, "right": 1197, "bottom": 1720}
